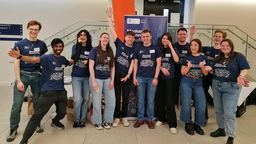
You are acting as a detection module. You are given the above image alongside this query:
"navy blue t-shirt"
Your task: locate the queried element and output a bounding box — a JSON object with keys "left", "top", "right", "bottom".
{"left": 213, "top": 52, "right": 250, "bottom": 82}
{"left": 40, "top": 54, "right": 69, "bottom": 91}
{"left": 159, "top": 47, "right": 178, "bottom": 80}
{"left": 14, "top": 38, "right": 48, "bottom": 72}
{"left": 203, "top": 46, "right": 220, "bottom": 65}
{"left": 71, "top": 44, "right": 91, "bottom": 77}
{"left": 173, "top": 42, "right": 190, "bottom": 64}
{"left": 134, "top": 44, "right": 162, "bottom": 78}
{"left": 114, "top": 38, "right": 134, "bottom": 75}
{"left": 89, "top": 48, "right": 112, "bottom": 79}
{"left": 182, "top": 54, "right": 210, "bottom": 78}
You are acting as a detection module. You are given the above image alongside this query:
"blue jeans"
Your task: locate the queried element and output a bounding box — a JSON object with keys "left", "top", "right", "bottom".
{"left": 10, "top": 71, "right": 41, "bottom": 130}
{"left": 137, "top": 77, "right": 157, "bottom": 121}
{"left": 72, "top": 76, "right": 90, "bottom": 122}
{"left": 180, "top": 76, "right": 206, "bottom": 126}
{"left": 90, "top": 78, "right": 115, "bottom": 124}
{"left": 212, "top": 79, "right": 241, "bottom": 138}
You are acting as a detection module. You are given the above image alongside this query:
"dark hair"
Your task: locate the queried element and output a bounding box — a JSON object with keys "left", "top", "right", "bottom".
{"left": 125, "top": 31, "right": 135, "bottom": 37}
{"left": 27, "top": 20, "right": 42, "bottom": 30}
{"left": 76, "top": 29, "right": 92, "bottom": 48}
{"left": 190, "top": 38, "right": 202, "bottom": 53}
{"left": 216, "top": 39, "right": 236, "bottom": 64}
{"left": 141, "top": 29, "right": 152, "bottom": 35}
{"left": 177, "top": 27, "right": 187, "bottom": 34}
{"left": 214, "top": 29, "right": 227, "bottom": 39}
{"left": 97, "top": 32, "right": 114, "bottom": 68}
{"left": 51, "top": 38, "right": 64, "bottom": 48}
{"left": 159, "top": 32, "right": 173, "bottom": 53}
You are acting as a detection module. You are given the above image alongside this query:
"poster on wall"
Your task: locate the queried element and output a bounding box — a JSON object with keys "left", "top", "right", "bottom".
{"left": 124, "top": 15, "right": 168, "bottom": 118}
{"left": 0, "top": 24, "right": 23, "bottom": 41}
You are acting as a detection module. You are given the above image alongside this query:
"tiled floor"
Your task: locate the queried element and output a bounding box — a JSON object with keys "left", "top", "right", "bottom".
{"left": 1, "top": 86, "right": 256, "bottom": 144}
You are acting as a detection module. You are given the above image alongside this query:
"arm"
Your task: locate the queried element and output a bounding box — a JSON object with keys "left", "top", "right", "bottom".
{"left": 190, "top": 25, "right": 196, "bottom": 41}
{"left": 109, "top": 64, "right": 115, "bottom": 89}
{"left": 8, "top": 49, "right": 40, "bottom": 63}
{"left": 121, "top": 59, "right": 134, "bottom": 82}
{"left": 237, "top": 69, "right": 250, "bottom": 87}
{"left": 152, "top": 57, "right": 162, "bottom": 86}
{"left": 14, "top": 59, "right": 24, "bottom": 92}
{"left": 168, "top": 41, "right": 179, "bottom": 63}
{"left": 89, "top": 60, "right": 99, "bottom": 91}
{"left": 133, "top": 59, "right": 138, "bottom": 86}
{"left": 106, "top": 7, "right": 117, "bottom": 41}
{"left": 181, "top": 60, "right": 192, "bottom": 75}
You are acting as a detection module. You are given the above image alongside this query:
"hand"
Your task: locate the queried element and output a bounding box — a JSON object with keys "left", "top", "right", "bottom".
{"left": 109, "top": 81, "right": 114, "bottom": 90}
{"left": 16, "top": 80, "right": 25, "bottom": 92}
{"left": 92, "top": 81, "right": 99, "bottom": 92}
{"left": 187, "top": 60, "right": 193, "bottom": 68}
{"left": 161, "top": 68, "right": 170, "bottom": 76}
{"left": 199, "top": 60, "right": 206, "bottom": 68}
{"left": 152, "top": 79, "right": 158, "bottom": 87}
{"left": 8, "top": 47, "right": 21, "bottom": 59}
{"left": 190, "top": 25, "right": 196, "bottom": 36}
{"left": 78, "top": 37, "right": 82, "bottom": 43}
{"left": 237, "top": 76, "right": 250, "bottom": 87}
{"left": 82, "top": 60, "right": 88, "bottom": 65}
{"left": 121, "top": 75, "right": 129, "bottom": 82}
{"left": 106, "top": 7, "right": 113, "bottom": 18}
{"left": 204, "top": 66, "right": 212, "bottom": 71}
{"left": 133, "top": 78, "right": 138, "bottom": 86}
{"left": 69, "top": 59, "right": 74, "bottom": 65}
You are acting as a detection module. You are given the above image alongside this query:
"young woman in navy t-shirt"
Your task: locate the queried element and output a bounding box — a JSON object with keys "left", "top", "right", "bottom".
{"left": 89, "top": 32, "right": 115, "bottom": 130}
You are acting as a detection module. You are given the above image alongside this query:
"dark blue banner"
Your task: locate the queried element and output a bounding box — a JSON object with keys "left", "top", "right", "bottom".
{"left": 0, "top": 24, "right": 23, "bottom": 36}
{"left": 124, "top": 15, "right": 168, "bottom": 45}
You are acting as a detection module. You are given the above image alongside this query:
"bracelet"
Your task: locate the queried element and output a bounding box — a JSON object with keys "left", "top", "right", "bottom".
{"left": 154, "top": 77, "right": 158, "bottom": 80}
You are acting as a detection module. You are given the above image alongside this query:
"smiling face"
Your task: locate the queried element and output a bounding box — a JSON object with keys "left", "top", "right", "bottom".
{"left": 177, "top": 30, "right": 187, "bottom": 43}
{"left": 141, "top": 32, "right": 152, "bottom": 46}
{"left": 213, "top": 32, "right": 224, "bottom": 45}
{"left": 125, "top": 35, "right": 135, "bottom": 46}
{"left": 78, "top": 32, "right": 88, "bottom": 44}
{"left": 190, "top": 41, "right": 200, "bottom": 54}
{"left": 53, "top": 43, "right": 64, "bottom": 56}
{"left": 161, "top": 35, "right": 169, "bottom": 48}
{"left": 220, "top": 41, "right": 233, "bottom": 56}
{"left": 99, "top": 33, "right": 110, "bottom": 47}
{"left": 27, "top": 25, "right": 40, "bottom": 40}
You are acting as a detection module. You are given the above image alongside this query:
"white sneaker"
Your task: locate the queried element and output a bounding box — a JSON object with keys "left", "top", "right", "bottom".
{"left": 112, "top": 118, "right": 120, "bottom": 127}
{"left": 155, "top": 121, "right": 163, "bottom": 126}
{"left": 170, "top": 127, "right": 177, "bottom": 134}
{"left": 122, "top": 118, "right": 130, "bottom": 127}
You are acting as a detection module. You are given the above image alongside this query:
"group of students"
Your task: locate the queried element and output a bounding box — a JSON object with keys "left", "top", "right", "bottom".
{"left": 7, "top": 13, "right": 250, "bottom": 144}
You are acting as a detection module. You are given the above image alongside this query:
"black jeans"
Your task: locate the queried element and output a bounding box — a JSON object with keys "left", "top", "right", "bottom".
{"left": 20, "top": 90, "right": 67, "bottom": 143}
{"left": 203, "top": 74, "right": 214, "bottom": 120}
{"left": 114, "top": 73, "right": 132, "bottom": 118}
{"left": 155, "top": 78, "right": 177, "bottom": 128}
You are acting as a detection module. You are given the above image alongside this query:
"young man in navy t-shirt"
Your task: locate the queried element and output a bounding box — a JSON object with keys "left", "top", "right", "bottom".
{"left": 7, "top": 20, "right": 48, "bottom": 142}
{"left": 8, "top": 38, "right": 72, "bottom": 144}
{"left": 133, "top": 29, "right": 162, "bottom": 129}
{"left": 107, "top": 8, "right": 135, "bottom": 127}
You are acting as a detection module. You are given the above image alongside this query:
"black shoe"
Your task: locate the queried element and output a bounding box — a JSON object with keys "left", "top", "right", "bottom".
{"left": 73, "top": 121, "right": 79, "bottom": 128}
{"left": 51, "top": 121, "right": 65, "bottom": 129}
{"left": 35, "top": 126, "right": 44, "bottom": 133}
{"left": 79, "top": 121, "right": 85, "bottom": 127}
{"left": 210, "top": 128, "right": 226, "bottom": 137}
{"left": 6, "top": 129, "right": 17, "bottom": 142}
{"left": 194, "top": 124, "right": 204, "bottom": 135}
{"left": 226, "top": 137, "right": 234, "bottom": 144}
{"left": 185, "top": 122, "right": 194, "bottom": 135}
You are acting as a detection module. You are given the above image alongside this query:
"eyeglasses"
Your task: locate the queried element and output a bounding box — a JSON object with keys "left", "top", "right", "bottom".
{"left": 28, "top": 28, "right": 39, "bottom": 32}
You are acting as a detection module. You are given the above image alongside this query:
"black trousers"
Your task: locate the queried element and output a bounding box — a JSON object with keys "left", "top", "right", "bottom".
{"left": 202, "top": 74, "right": 214, "bottom": 120}
{"left": 155, "top": 78, "right": 177, "bottom": 128}
{"left": 114, "top": 73, "right": 132, "bottom": 118}
{"left": 21, "top": 90, "right": 67, "bottom": 143}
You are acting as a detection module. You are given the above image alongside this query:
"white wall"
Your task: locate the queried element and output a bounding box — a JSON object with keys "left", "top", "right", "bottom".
{"left": 0, "top": 0, "right": 110, "bottom": 85}
{"left": 194, "top": 0, "right": 256, "bottom": 39}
